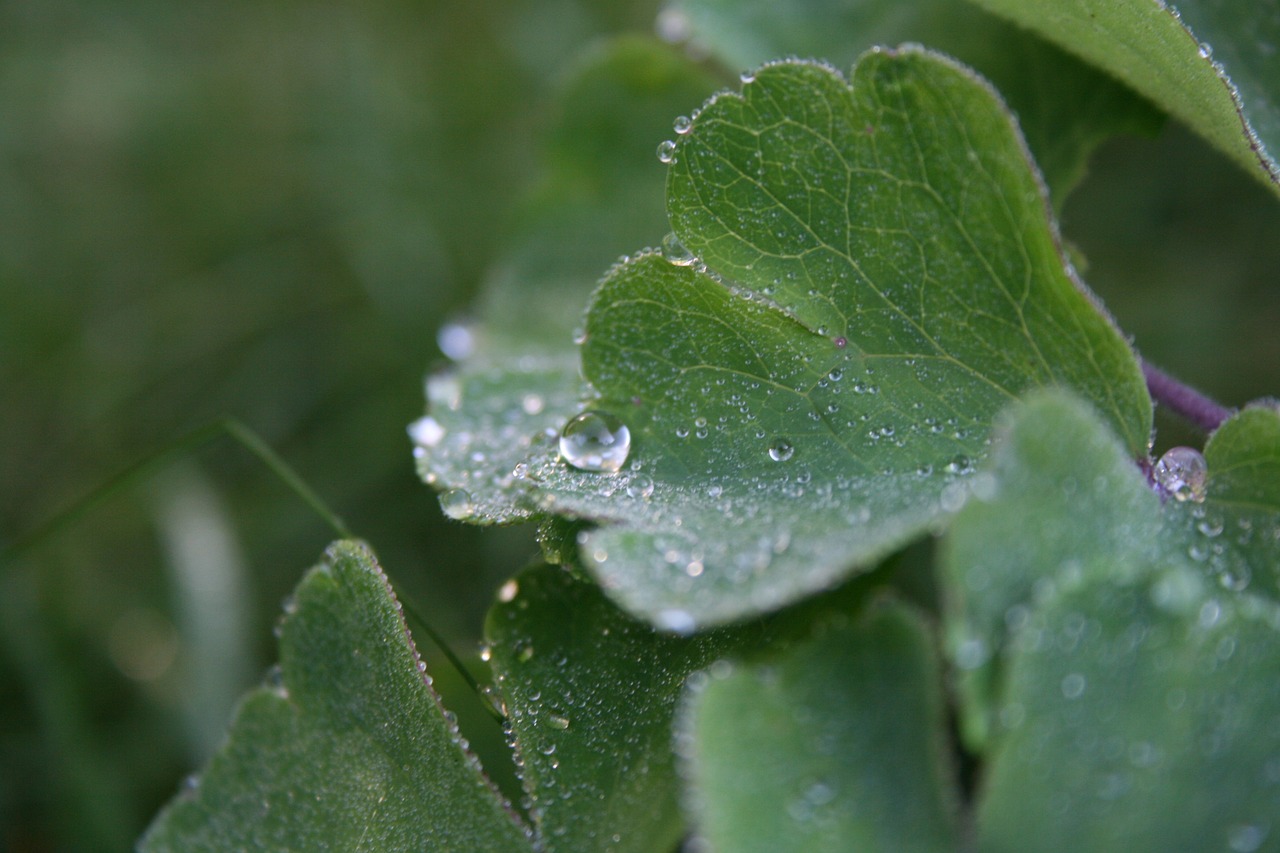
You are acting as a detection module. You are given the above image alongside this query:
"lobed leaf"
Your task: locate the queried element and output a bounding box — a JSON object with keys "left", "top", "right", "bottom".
{"left": 140, "top": 541, "right": 530, "bottom": 852}
{"left": 940, "top": 392, "right": 1280, "bottom": 848}
{"left": 678, "top": 600, "right": 960, "bottom": 852}
{"left": 484, "top": 562, "right": 860, "bottom": 852}
{"left": 519, "top": 49, "right": 1149, "bottom": 628}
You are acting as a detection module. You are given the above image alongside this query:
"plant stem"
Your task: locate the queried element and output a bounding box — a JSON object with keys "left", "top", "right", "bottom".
{"left": 1142, "top": 360, "right": 1233, "bottom": 433}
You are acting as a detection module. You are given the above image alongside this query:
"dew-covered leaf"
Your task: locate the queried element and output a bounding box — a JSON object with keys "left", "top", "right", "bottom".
{"left": 977, "top": 566, "right": 1280, "bottom": 851}
{"left": 1161, "top": 403, "right": 1280, "bottom": 605}
{"left": 678, "top": 599, "right": 960, "bottom": 852}
{"left": 411, "top": 39, "right": 721, "bottom": 524}
{"left": 969, "top": 0, "right": 1280, "bottom": 195}
{"left": 940, "top": 391, "right": 1161, "bottom": 747}
{"left": 519, "top": 50, "right": 1149, "bottom": 628}
{"left": 484, "top": 563, "right": 853, "bottom": 852}
{"left": 139, "top": 541, "right": 530, "bottom": 852}
{"left": 662, "top": 0, "right": 1164, "bottom": 206}
{"left": 939, "top": 392, "right": 1280, "bottom": 847}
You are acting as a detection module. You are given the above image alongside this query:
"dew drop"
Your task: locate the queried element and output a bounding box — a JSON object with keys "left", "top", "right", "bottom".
{"left": 768, "top": 438, "right": 795, "bottom": 462}
{"left": 673, "top": 115, "right": 692, "bottom": 135}
{"left": 1154, "top": 446, "right": 1208, "bottom": 503}
{"left": 626, "top": 475, "right": 655, "bottom": 499}
{"left": 661, "top": 232, "right": 697, "bottom": 266}
{"left": 739, "top": 69, "right": 756, "bottom": 84}
{"left": 656, "top": 139, "right": 678, "bottom": 164}
{"left": 946, "top": 454, "right": 974, "bottom": 475}
{"left": 1198, "top": 42, "right": 1213, "bottom": 59}
{"left": 559, "top": 411, "right": 631, "bottom": 473}
{"left": 407, "top": 415, "right": 445, "bottom": 448}
{"left": 833, "top": 336, "right": 848, "bottom": 349}
{"left": 437, "top": 319, "right": 476, "bottom": 361}
{"left": 547, "top": 714, "right": 571, "bottom": 731}
{"left": 440, "top": 488, "right": 476, "bottom": 520}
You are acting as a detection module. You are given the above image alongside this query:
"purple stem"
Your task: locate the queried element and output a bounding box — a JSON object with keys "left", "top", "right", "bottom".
{"left": 1142, "top": 360, "right": 1233, "bottom": 433}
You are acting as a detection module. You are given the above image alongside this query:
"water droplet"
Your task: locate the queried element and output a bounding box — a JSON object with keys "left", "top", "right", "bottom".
{"left": 407, "top": 415, "right": 445, "bottom": 448}
{"left": 626, "top": 475, "right": 655, "bottom": 499}
{"left": 497, "top": 579, "right": 519, "bottom": 603}
{"left": 559, "top": 411, "right": 631, "bottom": 473}
{"left": 739, "top": 69, "right": 756, "bottom": 84}
{"left": 1198, "top": 42, "right": 1213, "bottom": 59}
{"left": 440, "top": 488, "right": 475, "bottom": 520}
{"left": 521, "top": 394, "right": 544, "bottom": 415}
{"left": 768, "top": 438, "right": 795, "bottom": 462}
{"left": 946, "top": 454, "right": 974, "bottom": 475}
{"left": 512, "top": 462, "right": 529, "bottom": 480}
{"left": 833, "top": 336, "right": 847, "bottom": 349}
{"left": 655, "top": 609, "right": 696, "bottom": 635}
{"left": 673, "top": 115, "right": 692, "bottom": 135}
{"left": 1061, "top": 672, "right": 1087, "bottom": 699}
{"left": 1228, "top": 824, "right": 1267, "bottom": 852}
{"left": 547, "top": 714, "right": 571, "bottom": 730}
{"left": 437, "top": 319, "right": 476, "bottom": 361}
{"left": 661, "top": 232, "right": 697, "bottom": 266}
{"left": 656, "top": 139, "right": 677, "bottom": 164}
{"left": 1154, "top": 446, "right": 1208, "bottom": 502}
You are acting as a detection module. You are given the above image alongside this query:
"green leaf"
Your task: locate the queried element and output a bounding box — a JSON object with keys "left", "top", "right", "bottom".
{"left": 1162, "top": 403, "right": 1280, "bottom": 603}
{"left": 968, "top": 0, "right": 1280, "bottom": 195}
{"left": 941, "top": 389, "right": 1161, "bottom": 747}
{"left": 977, "top": 567, "right": 1280, "bottom": 852}
{"left": 940, "top": 392, "right": 1280, "bottom": 848}
{"left": 483, "top": 562, "right": 852, "bottom": 852}
{"left": 664, "top": 0, "right": 1164, "bottom": 206}
{"left": 140, "top": 542, "right": 530, "bottom": 852}
{"left": 678, "top": 599, "right": 960, "bottom": 852}
{"left": 412, "top": 38, "right": 722, "bottom": 525}
{"left": 517, "top": 50, "right": 1149, "bottom": 628}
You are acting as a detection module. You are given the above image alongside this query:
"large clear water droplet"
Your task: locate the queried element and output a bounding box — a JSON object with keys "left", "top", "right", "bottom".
{"left": 1154, "top": 446, "right": 1208, "bottom": 503}
{"left": 559, "top": 411, "right": 631, "bottom": 473}
{"left": 656, "top": 139, "right": 677, "bottom": 164}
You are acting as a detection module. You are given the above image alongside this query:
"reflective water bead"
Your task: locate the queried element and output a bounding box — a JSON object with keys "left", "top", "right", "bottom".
{"left": 656, "top": 139, "right": 677, "bottom": 164}
{"left": 1153, "top": 446, "right": 1208, "bottom": 503}
{"left": 439, "top": 488, "right": 476, "bottom": 520}
{"left": 768, "top": 438, "right": 795, "bottom": 462}
{"left": 407, "top": 415, "right": 445, "bottom": 448}
{"left": 672, "top": 115, "right": 692, "bottom": 135}
{"left": 661, "top": 232, "right": 697, "bottom": 266}
{"left": 559, "top": 411, "right": 631, "bottom": 473}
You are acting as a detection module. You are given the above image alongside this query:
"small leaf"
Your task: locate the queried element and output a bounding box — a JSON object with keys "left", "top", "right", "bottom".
{"left": 521, "top": 50, "right": 1149, "bottom": 628}
{"left": 679, "top": 600, "right": 960, "bottom": 852}
{"left": 969, "top": 0, "right": 1280, "bottom": 194}
{"left": 140, "top": 542, "right": 530, "bottom": 852}
{"left": 1162, "top": 402, "right": 1280, "bottom": 603}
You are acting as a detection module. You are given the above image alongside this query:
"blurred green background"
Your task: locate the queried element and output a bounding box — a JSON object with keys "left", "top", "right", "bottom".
{"left": 0, "top": 1, "right": 1276, "bottom": 850}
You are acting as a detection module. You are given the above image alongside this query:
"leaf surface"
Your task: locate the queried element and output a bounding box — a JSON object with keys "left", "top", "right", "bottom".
{"left": 140, "top": 541, "right": 530, "bottom": 852}
{"left": 520, "top": 50, "right": 1149, "bottom": 627}
{"left": 679, "top": 600, "right": 960, "bottom": 852}
{"left": 484, "top": 563, "right": 857, "bottom": 852}
{"left": 664, "top": 0, "right": 1164, "bottom": 205}
{"left": 969, "top": 0, "right": 1280, "bottom": 194}
{"left": 939, "top": 392, "right": 1280, "bottom": 848}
